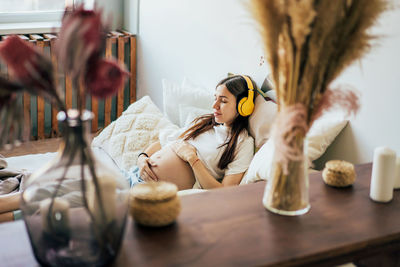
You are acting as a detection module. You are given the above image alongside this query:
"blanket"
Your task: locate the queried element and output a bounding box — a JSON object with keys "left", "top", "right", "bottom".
{"left": 0, "top": 154, "right": 29, "bottom": 195}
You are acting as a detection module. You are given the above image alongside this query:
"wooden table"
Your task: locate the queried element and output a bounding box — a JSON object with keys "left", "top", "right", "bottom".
{"left": 1, "top": 163, "right": 400, "bottom": 266}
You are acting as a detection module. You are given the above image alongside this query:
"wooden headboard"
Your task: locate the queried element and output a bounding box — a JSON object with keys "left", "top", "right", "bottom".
{"left": 0, "top": 31, "right": 136, "bottom": 140}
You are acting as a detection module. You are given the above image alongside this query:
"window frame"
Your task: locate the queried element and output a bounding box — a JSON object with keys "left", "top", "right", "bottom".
{"left": 0, "top": 0, "right": 92, "bottom": 35}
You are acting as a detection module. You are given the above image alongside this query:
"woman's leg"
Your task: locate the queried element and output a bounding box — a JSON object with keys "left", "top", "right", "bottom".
{"left": 0, "top": 192, "right": 20, "bottom": 214}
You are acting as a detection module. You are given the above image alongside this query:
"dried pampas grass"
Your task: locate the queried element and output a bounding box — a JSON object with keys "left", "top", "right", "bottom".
{"left": 251, "top": 0, "right": 387, "bottom": 115}
{"left": 252, "top": 0, "right": 388, "bottom": 213}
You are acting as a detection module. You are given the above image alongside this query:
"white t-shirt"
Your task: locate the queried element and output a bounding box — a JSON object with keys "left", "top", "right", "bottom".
{"left": 159, "top": 124, "right": 254, "bottom": 180}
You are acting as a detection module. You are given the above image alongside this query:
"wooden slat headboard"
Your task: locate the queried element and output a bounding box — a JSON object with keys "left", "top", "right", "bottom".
{"left": 0, "top": 31, "right": 137, "bottom": 140}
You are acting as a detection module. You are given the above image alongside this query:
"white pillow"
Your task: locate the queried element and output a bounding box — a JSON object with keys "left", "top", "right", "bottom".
{"left": 179, "top": 104, "right": 212, "bottom": 127}
{"left": 162, "top": 78, "right": 214, "bottom": 127}
{"left": 248, "top": 95, "right": 277, "bottom": 149}
{"left": 307, "top": 112, "right": 348, "bottom": 162}
{"left": 92, "top": 96, "right": 179, "bottom": 171}
{"left": 240, "top": 138, "right": 275, "bottom": 185}
{"left": 241, "top": 111, "right": 348, "bottom": 184}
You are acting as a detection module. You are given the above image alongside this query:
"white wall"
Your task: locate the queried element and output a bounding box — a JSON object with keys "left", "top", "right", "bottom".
{"left": 137, "top": 0, "right": 400, "bottom": 166}
{"left": 137, "top": 0, "right": 268, "bottom": 108}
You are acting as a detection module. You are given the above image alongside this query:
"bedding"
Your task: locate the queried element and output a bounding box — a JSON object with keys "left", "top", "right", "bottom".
{"left": 163, "top": 77, "right": 278, "bottom": 149}
{"left": 162, "top": 78, "right": 214, "bottom": 127}
{"left": 0, "top": 158, "right": 28, "bottom": 195}
{"left": 5, "top": 90, "right": 348, "bottom": 192}
{"left": 241, "top": 111, "right": 348, "bottom": 184}
{"left": 92, "top": 96, "right": 179, "bottom": 171}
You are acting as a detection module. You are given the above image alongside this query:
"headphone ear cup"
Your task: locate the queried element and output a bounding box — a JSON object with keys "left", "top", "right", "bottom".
{"left": 238, "top": 97, "right": 254, "bottom": 117}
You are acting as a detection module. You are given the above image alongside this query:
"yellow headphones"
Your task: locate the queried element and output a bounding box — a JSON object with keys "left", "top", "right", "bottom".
{"left": 237, "top": 75, "right": 255, "bottom": 117}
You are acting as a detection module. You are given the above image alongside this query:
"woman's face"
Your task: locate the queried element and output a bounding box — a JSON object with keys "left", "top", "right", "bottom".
{"left": 213, "top": 84, "right": 238, "bottom": 126}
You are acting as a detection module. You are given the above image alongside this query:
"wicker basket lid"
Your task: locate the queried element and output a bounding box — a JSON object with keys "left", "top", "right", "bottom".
{"left": 325, "top": 160, "right": 354, "bottom": 174}
{"left": 130, "top": 181, "right": 178, "bottom": 202}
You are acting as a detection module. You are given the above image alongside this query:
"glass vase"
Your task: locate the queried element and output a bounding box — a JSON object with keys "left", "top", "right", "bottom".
{"left": 20, "top": 109, "right": 130, "bottom": 267}
{"left": 262, "top": 137, "right": 310, "bottom": 216}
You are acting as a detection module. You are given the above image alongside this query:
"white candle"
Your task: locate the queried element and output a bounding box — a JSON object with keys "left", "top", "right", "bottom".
{"left": 394, "top": 157, "right": 400, "bottom": 190}
{"left": 88, "top": 176, "right": 117, "bottom": 224}
{"left": 40, "top": 197, "right": 70, "bottom": 236}
{"left": 370, "top": 147, "right": 396, "bottom": 202}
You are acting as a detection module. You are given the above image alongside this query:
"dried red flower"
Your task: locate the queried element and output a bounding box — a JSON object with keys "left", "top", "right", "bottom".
{"left": 0, "top": 75, "right": 22, "bottom": 109}
{"left": 57, "top": 5, "right": 106, "bottom": 79}
{"left": 0, "top": 93, "right": 13, "bottom": 109}
{"left": 0, "top": 36, "right": 57, "bottom": 104}
{"left": 85, "top": 59, "right": 129, "bottom": 98}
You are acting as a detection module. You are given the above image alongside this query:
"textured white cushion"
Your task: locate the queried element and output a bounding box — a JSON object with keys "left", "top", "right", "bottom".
{"left": 241, "top": 111, "right": 348, "bottom": 184}
{"left": 248, "top": 95, "right": 277, "bottom": 149}
{"left": 92, "top": 96, "right": 179, "bottom": 171}
{"left": 162, "top": 78, "right": 214, "bottom": 127}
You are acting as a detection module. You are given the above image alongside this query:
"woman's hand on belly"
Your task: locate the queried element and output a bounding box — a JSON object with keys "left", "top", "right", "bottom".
{"left": 150, "top": 145, "right": 196, "bottom": 190}
{"left": 137, "top": 156, "right": 159, "bottom": 181}
{"left": 170, "top": 141, "right": 198, "bottom": 166}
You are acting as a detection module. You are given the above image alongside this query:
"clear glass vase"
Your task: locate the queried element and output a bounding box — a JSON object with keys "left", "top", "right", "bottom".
{"left": 262, "top": 137, "right": 310, "bottom": 216}
{"left": 20, "top": 109, "right": 130, "bottom": 266}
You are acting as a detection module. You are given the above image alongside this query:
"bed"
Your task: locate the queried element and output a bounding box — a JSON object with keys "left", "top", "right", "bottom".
{"left": 2, "top": 76, "right": 349, "bottom": 195}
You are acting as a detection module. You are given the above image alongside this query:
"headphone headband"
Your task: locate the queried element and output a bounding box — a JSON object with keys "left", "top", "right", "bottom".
{"left": 237, "top": 75, "right": 255, "bottom": 117}
{"left": 241, "top": 75, "right": 254, "bottom": 91}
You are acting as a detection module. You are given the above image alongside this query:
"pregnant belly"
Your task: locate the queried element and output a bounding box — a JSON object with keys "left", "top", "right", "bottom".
{"left": 150, "top": 145, "right": 196, "bottom": 190}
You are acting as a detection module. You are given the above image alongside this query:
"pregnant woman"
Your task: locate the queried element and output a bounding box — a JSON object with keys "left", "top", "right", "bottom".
{"left": 133, "top": 75, "right": 255, "bottom": 190}
{"left": 0, "top": 75, "right": 256, "bottom": 222}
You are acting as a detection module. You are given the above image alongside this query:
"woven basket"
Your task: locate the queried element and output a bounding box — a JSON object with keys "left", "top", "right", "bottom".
{"left": 322, "top": 160, "right": 356, "bottom": 187}
{"left": 130, "top": 181, "right": 181, "bottom": 227}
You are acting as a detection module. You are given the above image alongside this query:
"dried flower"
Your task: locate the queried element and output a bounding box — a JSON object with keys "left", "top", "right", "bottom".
{"left": 311, "top": 86, "right": 361, "bottom": 125}
{"left": 271, "top": 104, "right": 309, "bottom": 175}
{"left": 0, "top": 36, "right": 62, "bottom": 108}
{"left": 0, "top": 91, "right": 14, "bottom": 109}
{"left": 85, "top": 59, "right": 129, "bottom": 98}
{"left": 251, "top": 0, "right": 388, "bottom": 213}
{"left": 0, "top": 74, "right": 23, "bottom": 99}
{"left": 0, "top": 6, "right": 127, "bottom": 150}
{"left": 287, "top": 0, "right": 316, "bottom": 50}
{"left": 0, "top": 91, "right": 25, "bottom": 148}
{"left": 57, "top": 5, "right": 106, "bottom": 80}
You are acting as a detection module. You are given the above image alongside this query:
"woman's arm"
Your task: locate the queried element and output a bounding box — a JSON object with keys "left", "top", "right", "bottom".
{"left": 0, "top": 211, "right": 14, "bottom": 223}
{"left": 0, "top": 192, "right": 20, "bottom": 214}
{"left": 191, "top": 159, "right": 245, "bottom": 189}
{"left": 137, "top": 141, "right": 161, "bottom": 181}
{"left": 171, "top": 141, "right": 245, "bottom": 189}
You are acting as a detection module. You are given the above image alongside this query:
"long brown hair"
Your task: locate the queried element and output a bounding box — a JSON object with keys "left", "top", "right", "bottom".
{"left": 179, "top": 75, "right": 255, "bottom": 170}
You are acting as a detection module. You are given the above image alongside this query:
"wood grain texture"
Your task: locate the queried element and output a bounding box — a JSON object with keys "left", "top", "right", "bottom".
{"left": 1, "top": 163, "right": 400, "bottom": 267}
{"left": 44, "top": 34, "right": 60, "bottom": 137}
{"left": 2, "top": 31, "right": 136, "bottom": 139}
{"left": 104, "top": 37, "right": 113, "bottom": 126}
{"left": 65, "top": 75, "right": 72, "bottom": 110}
{"left": 117, "top": 35, "right": 125, "bottom": 117}
{"left": 91, "top": 96, "right": 98, "bottom": 132}
{"left": 30, "top": 35, "right": 46, "bottom": 139}
{"left": 115, "top": 163, "right": 400, "bottom": 267}
{"left": 130, "top": 36, "right": 137, "bottom": 104}
{"left": 23, "top": 92, "right": 31, "bottom": 139}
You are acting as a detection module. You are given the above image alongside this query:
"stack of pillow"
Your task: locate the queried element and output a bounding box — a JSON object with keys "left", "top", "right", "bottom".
{"left": 92, "top": 77, "right": 348, "bottom": 186}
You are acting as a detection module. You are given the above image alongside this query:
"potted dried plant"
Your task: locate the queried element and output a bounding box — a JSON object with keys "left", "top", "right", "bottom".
{"left": 0, "top": 5, "right": 129, "bottom": 266}
{"left": 250, "top": 0, "right": 388, "bottom": 215}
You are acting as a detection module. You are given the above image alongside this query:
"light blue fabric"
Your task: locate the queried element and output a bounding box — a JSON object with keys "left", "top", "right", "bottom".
{"left": 121, "top": 166, "right": 144, "bottom": 187}
{"left": 13, "top": 210, "right": 22, "bottom": 221}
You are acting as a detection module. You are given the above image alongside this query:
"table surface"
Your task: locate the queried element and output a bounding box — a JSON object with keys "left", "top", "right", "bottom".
{"left": 1, "top": 163, "right": 400, "bottom": 267}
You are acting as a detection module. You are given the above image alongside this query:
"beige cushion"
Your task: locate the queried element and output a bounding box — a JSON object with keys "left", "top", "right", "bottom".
{"left": 241, "top": 111, "right": 348, "bottom": 184}
{"left": 248, "top": 95, "right": 277, "bottom": 149}
{"left": 92, "top": 96, "right": 179, "bottom": 171}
